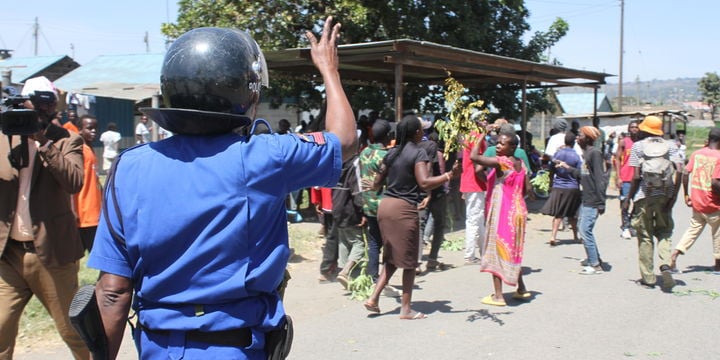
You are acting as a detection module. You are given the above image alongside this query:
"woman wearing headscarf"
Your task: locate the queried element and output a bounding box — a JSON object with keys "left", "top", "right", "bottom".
{"left": 363, "top": 115, "right": 461, "bottom": 319}
{"left": 557, "top": 126, "right": 608, "bottom": 275}
{"left": 541, "top": 131, "right": 583, "bottom": 246}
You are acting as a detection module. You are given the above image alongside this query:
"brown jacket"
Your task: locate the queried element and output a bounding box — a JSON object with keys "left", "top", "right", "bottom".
{"left": 0, "top": 130, "right": 85, "bottom": 267}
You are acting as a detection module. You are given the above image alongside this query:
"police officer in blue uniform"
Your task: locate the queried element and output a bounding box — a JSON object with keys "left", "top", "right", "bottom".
{"left": 87, "top": 16, "right": 356, "bottom": 359}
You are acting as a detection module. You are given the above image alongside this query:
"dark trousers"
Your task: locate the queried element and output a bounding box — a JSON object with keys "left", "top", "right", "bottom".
{"left": 79, "top": 226, "right": 97, "bottom": 252}
{"left": 319, "top": 213, "right": 338, "bottom": 274}
{"left": 426, "top": 194, "right": 448, "bottom": 260}
{"left": 365, "top": 215, "right": 382, "bottom": 281}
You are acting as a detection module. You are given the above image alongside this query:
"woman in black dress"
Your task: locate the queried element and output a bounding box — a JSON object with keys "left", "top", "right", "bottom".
{"left": 363, "top": 115, "right": 460, "bottom": 319}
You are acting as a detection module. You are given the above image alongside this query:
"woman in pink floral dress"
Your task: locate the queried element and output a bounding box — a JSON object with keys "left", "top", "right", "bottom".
{"left": 470, "top": 133, "right": 532, "bottom": 306}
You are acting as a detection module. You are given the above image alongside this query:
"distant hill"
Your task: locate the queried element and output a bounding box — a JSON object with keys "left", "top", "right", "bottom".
{"left": 557, "top": 78, "right": 702, "bottom": 107}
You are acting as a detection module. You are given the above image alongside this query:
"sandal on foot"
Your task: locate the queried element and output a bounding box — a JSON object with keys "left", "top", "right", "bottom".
{"left": 511, "top": 291, "right": 531, "bottom": 301}
{"left": 399, "top": 311, "right": 427, "bottom": 320}
{"left": 481, "top": 295, "right": 507, "bottom": 307}
{"left": 549, "top": 239, "right": 558, "bottom": 247}
{"left": 427, "top": 260, "right": 451, "bottom": 271}
{"left": 363, "top": 302, "right": 380, "bottom": 314}
{"left": 336, "top": 273, "right": 350, "bottom": 290}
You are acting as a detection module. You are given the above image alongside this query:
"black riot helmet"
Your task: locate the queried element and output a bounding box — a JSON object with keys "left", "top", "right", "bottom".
{"left": 141, "top": 27, "right": 269, "bottom": 135}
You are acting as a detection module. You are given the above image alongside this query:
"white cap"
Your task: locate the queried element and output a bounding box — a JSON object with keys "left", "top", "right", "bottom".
{"left": 21, "top": 76, "right": 57, "bottom": 97}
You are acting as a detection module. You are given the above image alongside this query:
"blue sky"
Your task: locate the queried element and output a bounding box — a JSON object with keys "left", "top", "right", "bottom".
{"left": 524, "top": 0, "right": 717, "bottom": 82}
{"left": 1, "top": 1, "right": 177, "bottom": 64}
{"left": 1, "top": 1, "right": 715, "bottom": 83}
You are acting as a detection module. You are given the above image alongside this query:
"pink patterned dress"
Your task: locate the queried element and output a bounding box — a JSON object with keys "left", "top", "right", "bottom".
{"left": 480, "top": 156, "right": 528, "bottom": 286}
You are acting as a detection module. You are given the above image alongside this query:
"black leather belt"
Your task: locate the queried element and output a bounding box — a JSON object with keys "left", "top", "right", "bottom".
{"left": 140, "top": 324, "right": 252, "bottom": 347}
{"left": 9, "top": 239, "right": 36, "bottom": 253}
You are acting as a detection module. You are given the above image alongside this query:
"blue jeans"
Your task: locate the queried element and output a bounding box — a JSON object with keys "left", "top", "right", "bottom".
{"left": 619, "top": 182, "right": 632, "bottom": 231}
{"left": 579, "top": 205, "right": 601, "bottom": 266}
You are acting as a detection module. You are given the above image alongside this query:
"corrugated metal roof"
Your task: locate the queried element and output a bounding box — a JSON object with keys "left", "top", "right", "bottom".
{"left": 266, "top": 39, "right": 611, "bottom": 89}
{"left": 556, "top": 93, "right": 613, "bottom": 115}
{"left": 54, "top": 53, "right": 164, "bottom": 101}
{"left": 0, "top": 55, "right": 73, "bottom": 83}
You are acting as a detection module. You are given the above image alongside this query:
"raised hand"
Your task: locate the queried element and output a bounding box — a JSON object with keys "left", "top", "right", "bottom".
{"left": 305, "top": 16, "right": 342, "bottom": 76}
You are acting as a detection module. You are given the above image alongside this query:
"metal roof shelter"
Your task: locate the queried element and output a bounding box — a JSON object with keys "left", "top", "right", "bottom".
{"left": 265, "top": 39, "right": 613, "bottom": 126}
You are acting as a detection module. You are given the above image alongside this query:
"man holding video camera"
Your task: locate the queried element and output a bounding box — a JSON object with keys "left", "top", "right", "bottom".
{"left": 0, "top": 77, "right": 89, "bottom": 359}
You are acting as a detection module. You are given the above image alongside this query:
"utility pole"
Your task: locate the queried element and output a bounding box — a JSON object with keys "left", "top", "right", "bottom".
{"left": 33, "top": 17, "right": 39, "bottom": 56}
{"left": 618, "top": 0, "right": 624, "bottom": 111}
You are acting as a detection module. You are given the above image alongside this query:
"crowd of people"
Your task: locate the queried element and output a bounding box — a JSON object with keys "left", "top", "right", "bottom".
{"left": 309, "top": 110, "right": 720, "bottom": 319}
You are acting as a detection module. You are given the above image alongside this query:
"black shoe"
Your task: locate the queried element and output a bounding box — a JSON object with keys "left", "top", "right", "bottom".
{"left": 635, "top": 279, "right": 655, "bottom": 289}
{"left": 660, "top": 265, "right": 675, "bottom": 290}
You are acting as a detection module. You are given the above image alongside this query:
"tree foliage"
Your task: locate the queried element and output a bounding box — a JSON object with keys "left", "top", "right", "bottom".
{"left": 162, "top": 0, "right": 568, "bottom": 120}
{"left": 698, "top": 72, "right": 720, "bottom": 120}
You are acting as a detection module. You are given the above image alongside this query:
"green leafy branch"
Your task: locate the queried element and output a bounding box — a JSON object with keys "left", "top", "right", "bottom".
{"left": 529, "top": 170, "right": 551, "bottom": 194}
{"left": 346, "top": 233, "right": 374, "bottom": 300}
{"left": 435, "top": 74, "right": 488, "bottom": 159}
{"left": 672, "top": 288, "right": 720, "bottom": 299}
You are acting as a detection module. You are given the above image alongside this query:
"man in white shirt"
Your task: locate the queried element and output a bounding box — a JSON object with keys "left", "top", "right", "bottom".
{"left": 545, "top": 118, "right": 583, "bottom": 159}
{"left": 135, "top": 115, "right": 152, "bottom": 144}
{"left": 100, "top": 122, "right": 122, "bottom": 172}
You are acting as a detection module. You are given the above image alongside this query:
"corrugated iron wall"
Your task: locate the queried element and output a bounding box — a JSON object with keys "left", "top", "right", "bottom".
{"left": 92, "top": 96, "right": 135, "bottom": 151}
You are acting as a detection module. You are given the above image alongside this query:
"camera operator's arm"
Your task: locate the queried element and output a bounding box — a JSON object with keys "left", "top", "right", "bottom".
{"left": 96, "top": 272, "right": 133, "bottom": 360}
{"left": 306, "top": 16, "right": 357, "bottom": 161}
{"left": 33, "top": 127, "right": 84, "bottom": 194}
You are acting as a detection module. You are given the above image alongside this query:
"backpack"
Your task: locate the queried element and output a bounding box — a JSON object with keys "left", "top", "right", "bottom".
{"left": 332, "top": 156, "right": 363, "bottom": 227}
{"left": 640, "top": 137, "right": 675, "bottom": 194}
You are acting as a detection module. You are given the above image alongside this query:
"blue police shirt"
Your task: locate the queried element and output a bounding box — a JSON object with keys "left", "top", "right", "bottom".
{"left": 88, "top": 131, "right": 341, "bottom": 333}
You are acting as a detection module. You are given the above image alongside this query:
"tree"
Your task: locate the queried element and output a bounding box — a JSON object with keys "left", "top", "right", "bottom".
{"left": 161, "top": 0, "right": 568, "bottom": 120}
{"left": 699, "top": 72, "right": 720, "bottom": 120}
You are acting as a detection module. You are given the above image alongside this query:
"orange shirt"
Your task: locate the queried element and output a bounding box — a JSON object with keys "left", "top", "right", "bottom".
{"left": 75, "top": 144, "right": 103, "bottom": 227}
{"left": 63, "top": 122, "right": 79, "bottom": 134}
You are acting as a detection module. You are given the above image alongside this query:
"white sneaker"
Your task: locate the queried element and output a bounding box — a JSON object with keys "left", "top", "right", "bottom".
{"left": 579, "top": 266, "right": 603, "bottom": 275}
{"left": 621, "top": 229, "right": 632, "bottom": 239}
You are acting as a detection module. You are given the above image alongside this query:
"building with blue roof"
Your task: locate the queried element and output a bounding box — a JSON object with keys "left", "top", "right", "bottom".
{"left": 0, "top": 55, "right": 79, "bottom": 85}
{"left": 555, "top": 92, "right": 613, "bottom": 115}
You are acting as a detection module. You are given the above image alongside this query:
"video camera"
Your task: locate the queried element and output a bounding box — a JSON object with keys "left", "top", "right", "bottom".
{"left": 0, "top": 88, "right": 56, "bottom": 135}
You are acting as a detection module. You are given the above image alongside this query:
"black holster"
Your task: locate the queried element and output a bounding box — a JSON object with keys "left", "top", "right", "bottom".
{"left": 69, "top": 284, "right": 109, "bottom": 360}
{"left": 265, "top": 315, "right": 293, "bottom": 360}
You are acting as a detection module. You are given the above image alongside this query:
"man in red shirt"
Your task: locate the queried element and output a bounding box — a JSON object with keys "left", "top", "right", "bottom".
{"left": 460, "top": 131, "right": 487, "bottom": 263}
{"left": 614, "top": 120, "right": 640, "bottom": 239}
{"left": 670, "top": 128, "right": 720, "bottom": 272}
{"left": 312, "top": 187, "right": 338, "bottom": 282}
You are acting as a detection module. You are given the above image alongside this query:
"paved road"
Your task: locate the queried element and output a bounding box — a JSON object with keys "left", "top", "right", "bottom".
{"left": 16, "top": 189, "right": 720, "bottom": 359}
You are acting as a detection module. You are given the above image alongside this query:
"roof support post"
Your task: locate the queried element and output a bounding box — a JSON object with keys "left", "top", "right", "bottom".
{"left": 593, "top": 87, "right": 599, "bottom": 128}
{"left": 521, "top": 81, "right": 527, "bottom": 150}
{"left": 394, "top": 63, "right": 404, "bottom": 122}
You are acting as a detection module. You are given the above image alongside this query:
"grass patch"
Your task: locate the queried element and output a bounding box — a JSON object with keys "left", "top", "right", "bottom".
{"left": 684, "top": 126, "right": 712, "bottom": 157}
{"left": 441, "top": 234, "right": 464, "bottom": 251}
{"left": 288, "top": 223, "right": 323, "bottom": 256}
